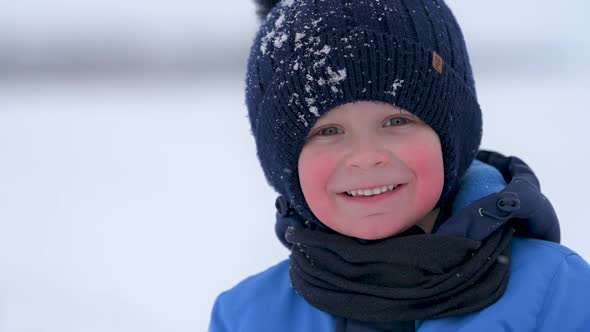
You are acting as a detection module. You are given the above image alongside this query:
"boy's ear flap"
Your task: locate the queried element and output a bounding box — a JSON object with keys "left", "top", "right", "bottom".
{"left": 253, "top": 0, "right": 283, "bottom": 20}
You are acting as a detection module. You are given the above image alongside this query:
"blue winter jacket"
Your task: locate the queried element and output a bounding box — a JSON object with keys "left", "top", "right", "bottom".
{"left": 209, "top": 153, "right": 590, "bottom": 331}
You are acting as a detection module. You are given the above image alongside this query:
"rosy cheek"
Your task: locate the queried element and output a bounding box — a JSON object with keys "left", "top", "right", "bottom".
{"left": 298, "top": 147, "right": 339, "bottom": 216}
{"left": 398, "top": 135, "right": 444, "bottom": 201}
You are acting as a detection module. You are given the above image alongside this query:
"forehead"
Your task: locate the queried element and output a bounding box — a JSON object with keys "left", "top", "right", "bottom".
{"left": 315, "top": 101, "right": 413, "bottom": 123}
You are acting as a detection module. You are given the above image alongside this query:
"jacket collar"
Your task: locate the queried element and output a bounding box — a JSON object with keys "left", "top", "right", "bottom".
{"left": 435, "top": 150, "right": 560, "bottom": 243}
{"left": 275, "top": 150, "right": 561, "bottom": 247}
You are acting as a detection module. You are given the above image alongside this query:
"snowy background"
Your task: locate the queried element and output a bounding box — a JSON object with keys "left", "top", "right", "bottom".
{"left": 0, "top": 0, "right": 589, "bottom": 331}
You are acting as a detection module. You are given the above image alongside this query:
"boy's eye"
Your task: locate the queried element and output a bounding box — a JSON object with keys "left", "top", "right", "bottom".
{"left": 317, "top": 126, "right": 344, "bottom": 136}
{"left": 384, "top": 116, "right": 410, "bottom": 127}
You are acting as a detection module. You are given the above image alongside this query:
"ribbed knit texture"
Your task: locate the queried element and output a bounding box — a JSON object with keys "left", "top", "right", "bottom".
{"left": 246, "top": 0, "right": 482, "bottom": 225}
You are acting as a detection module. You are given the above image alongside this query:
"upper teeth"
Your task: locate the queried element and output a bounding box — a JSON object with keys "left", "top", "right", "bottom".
{"left": 346, "top": 185, "right": 398, "bottom": 197}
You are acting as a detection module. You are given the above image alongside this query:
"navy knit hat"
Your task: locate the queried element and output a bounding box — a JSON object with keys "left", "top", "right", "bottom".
{"left": 246, "top": 0, "right": 482, "bottom": 225}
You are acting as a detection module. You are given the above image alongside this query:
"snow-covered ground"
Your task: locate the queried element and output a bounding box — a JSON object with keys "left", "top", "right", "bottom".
{"left": 1, "top": 1, "right": 589, "bottom": 331}
{"left": 1, "top": 71, "right": 589, "bottom": 332}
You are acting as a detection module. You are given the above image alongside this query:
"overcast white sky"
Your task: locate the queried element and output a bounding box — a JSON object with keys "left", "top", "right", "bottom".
{"left": 0, "top": 0, "right": 588, "bottom": 75}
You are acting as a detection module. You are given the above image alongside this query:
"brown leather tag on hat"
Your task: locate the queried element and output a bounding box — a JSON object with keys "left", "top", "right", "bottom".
{"left": 432, "top": 51, "right": 444, "bottom": 74}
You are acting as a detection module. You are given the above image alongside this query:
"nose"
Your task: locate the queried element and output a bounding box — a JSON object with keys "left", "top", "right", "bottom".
{"left": 346, "top": 141, "right": 391, "bottom": 169}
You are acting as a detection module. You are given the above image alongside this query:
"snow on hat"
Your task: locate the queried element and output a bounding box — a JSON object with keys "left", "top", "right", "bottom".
{"left": 246, "top": 0, "right": 482, "bottom": 225}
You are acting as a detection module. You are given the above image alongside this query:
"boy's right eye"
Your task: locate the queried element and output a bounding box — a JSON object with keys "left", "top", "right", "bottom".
{"left": 317, "top": 126, "right": 344, "bottom": 136}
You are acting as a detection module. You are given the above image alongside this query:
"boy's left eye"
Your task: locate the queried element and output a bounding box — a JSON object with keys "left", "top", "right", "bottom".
{"left": 317, "top": 126, "right": 344, "bottom": 136}
{"left": 384, "top": 116, "right": 410, "bottom": 127}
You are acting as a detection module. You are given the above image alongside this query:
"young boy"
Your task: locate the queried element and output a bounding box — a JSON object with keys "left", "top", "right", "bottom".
{"left": 210, "top": 0, "right": 590, "bottom": 330}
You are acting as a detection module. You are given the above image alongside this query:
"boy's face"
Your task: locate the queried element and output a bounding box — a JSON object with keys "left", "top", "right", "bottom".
{"left": 298, "top": 101, "right": 444, "bottom": 240}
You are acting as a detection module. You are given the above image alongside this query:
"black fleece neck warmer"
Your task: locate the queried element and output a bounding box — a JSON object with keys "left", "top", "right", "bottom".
{"left": 274, "top": 151, "right": 559, "bottom": 324}
{"left": 285, "top": 221, "right": 513, "bottom": 323}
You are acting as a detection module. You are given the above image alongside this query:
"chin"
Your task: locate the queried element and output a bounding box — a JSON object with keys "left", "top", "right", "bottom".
{"left": 344, "top": 216, "right": 414, "bottom": 240}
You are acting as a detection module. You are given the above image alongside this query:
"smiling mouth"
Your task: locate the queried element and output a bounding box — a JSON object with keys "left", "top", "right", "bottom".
{"left": 344, "top": 184, "right": 400, "bottom": 197}
{"left": 339, "top": 184, "right": 404, "bottom": 205}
